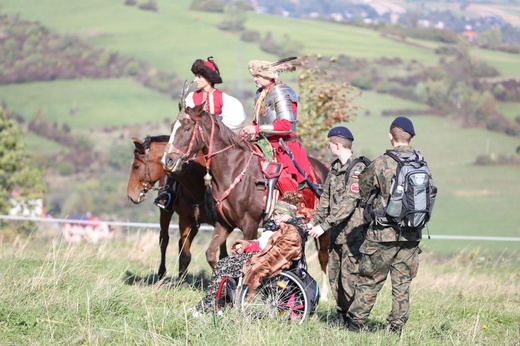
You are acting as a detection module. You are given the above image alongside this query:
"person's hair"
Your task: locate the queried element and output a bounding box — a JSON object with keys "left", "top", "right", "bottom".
{"left": 390, "top": 125, "right": 413, "bottom": 143}
{"left": 279, "top": 191, "right": 303, "bottom": 206}
{"left": 328, "top": 136, "right": 352, "bottom": 149}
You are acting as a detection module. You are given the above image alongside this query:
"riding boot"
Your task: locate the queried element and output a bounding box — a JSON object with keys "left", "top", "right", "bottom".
{"left": 154, "top": 176, "right": 176, "bottom": 212}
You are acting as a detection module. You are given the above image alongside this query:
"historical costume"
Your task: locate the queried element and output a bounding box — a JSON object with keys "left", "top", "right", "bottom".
{"left": 155, "top": 57, "right": 246, "bottom": 210}
{"left": 242, "top": 57, "right": 312, "bottom": 194}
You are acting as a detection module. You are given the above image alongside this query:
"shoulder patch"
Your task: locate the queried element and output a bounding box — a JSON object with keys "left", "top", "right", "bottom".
{"left": 350, "top": 182, "right": 360, "bottom": 194}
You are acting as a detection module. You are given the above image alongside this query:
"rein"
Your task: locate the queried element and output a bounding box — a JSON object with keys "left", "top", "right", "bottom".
{"left": 136, "top": 147, "right": 165, "bottom": 203}
{"left": 176, "top": 114, "right": 261, "bottom": 226}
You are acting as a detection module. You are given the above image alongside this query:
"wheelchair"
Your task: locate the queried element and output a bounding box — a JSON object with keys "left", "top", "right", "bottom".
{"left": 214, "top": 266, "right": 318, "bottom": 324}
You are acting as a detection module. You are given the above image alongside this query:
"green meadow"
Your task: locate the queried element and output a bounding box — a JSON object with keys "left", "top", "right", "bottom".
{"left": 0, "top": 79, "right": 176, "bottom": 129}
{"left": 0, "top": 229, "right": 517, "bottom": 345}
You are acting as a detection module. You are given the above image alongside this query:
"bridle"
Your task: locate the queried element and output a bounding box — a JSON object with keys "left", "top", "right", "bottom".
{"left": 174, "top": 114, "right": 240, "bottom": 175}
{"left": 171, "top": 113, "right": 261, "bottom": 226}
{"left": 136, "top": 146, "right": 165, "bottom": 203}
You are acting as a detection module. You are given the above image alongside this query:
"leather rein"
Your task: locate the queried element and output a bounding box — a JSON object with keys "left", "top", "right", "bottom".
{"left": 173, "top": 114, "right": 261, "bottom": 227}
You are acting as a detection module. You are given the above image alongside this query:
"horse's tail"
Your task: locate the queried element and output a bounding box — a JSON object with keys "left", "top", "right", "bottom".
{"left": 203, "top": 185, "right": 219, "bottom": 224}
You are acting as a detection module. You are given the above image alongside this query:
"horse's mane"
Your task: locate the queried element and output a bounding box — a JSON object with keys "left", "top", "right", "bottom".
{"left": 204, "top": 113, "right": 254, "bottom": 153}
{"left": 143, "top": 135, "right": 171, "bottom": 149}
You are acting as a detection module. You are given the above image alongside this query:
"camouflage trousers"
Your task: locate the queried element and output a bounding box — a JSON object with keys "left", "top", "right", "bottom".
{"left": 347, "top": 240, "right": 421, "bottom": 328}
{"left": 328, "top": 241, "right": 362, "bottom": 314}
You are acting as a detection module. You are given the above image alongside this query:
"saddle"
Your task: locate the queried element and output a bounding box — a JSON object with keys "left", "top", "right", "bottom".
{"left": 253, "top": 138, "right": 321, "bottom": 222}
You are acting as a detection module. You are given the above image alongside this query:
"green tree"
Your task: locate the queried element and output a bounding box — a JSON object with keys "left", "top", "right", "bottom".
{"left": 0, "top": 107, "right": 45, "bottom": 215}
{"left": 298, "top": 55, "right": 361, "bottom": 153}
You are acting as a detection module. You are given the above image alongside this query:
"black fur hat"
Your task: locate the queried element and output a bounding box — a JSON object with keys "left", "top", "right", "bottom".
{"left": 191, "top": 56, "right": 222, "bottom": 85}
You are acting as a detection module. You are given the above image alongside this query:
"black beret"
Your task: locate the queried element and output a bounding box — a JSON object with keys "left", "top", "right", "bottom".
{"left": 327, "top": 126, "right": 354, "bottom": 141}
{"left": 391, "top": 116, "right": 415, "bottom": 136}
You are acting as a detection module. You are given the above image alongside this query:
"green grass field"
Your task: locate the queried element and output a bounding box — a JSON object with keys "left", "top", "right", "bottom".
{"left": 498, "top": 102, "right": 520, "bottom": 121}
{"left": 0, "top": 79, "right": 176, "bottom": 128}
{"left": 0, "top": 230, "right": 517, "bottom": 345}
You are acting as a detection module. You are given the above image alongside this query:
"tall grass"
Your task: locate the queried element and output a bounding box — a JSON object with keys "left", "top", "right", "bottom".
{"left": 0, "top": 228, "right": 518, "bottom": 345}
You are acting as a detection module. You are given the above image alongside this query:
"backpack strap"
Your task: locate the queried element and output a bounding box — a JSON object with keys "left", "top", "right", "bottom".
{"left": 344, "top": 156, "right": 371, "bottom": 185}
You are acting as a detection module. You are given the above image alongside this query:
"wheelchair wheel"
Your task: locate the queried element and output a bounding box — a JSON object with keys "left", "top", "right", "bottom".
{"left": 238, "top": 271, "right": 310, "bottom": 324}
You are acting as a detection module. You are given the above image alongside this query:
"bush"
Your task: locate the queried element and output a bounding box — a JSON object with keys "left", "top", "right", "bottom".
{"left": 240, "top": 30, "right": 260, "bottom": 43}
{"left": 190, "top": 0, "right": 224, "bottom": 12}
{"left": 138, "top": 1, "right": 158, "bottom": 12}
{"left": 57, "top": 161, "right": 75, "bottom": 175}
{"left": 350, "top": 74, "right": 373, "bottom": 90}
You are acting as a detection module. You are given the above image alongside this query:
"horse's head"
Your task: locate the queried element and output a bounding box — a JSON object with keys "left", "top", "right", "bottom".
{"left": 127, "top": 136, "right": 168, "bottom": 204}
{"left": 163, "top": 103, "right": 209, "bottom": 173}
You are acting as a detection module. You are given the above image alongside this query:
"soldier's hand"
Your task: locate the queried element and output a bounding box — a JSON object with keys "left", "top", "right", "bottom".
{"left": 309, "top": 225, "right": 325, "bottom": 238}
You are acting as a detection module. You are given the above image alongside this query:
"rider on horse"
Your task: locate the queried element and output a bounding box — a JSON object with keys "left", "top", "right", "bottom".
{"left": 155, "top": 57, "right": 247, "bottom": 210}
{"left": 241, "top": 57, "right": 314, "bottom": 196}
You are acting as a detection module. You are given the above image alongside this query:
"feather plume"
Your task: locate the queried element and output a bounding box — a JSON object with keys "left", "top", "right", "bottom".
{"left": 269, "top": 56, "right": 302, "bottom": 73}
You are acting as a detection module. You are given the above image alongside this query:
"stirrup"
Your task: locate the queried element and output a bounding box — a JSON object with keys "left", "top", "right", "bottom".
{"left": 154, "top": 191, "right": 172, "bottom": 211}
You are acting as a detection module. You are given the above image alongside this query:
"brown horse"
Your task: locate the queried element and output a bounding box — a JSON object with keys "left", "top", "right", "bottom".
{"left": 163, "top": 103, "right": 330, "bottom": 296}
{"left": 127, "top": 135, "right": 232, "bottom": 281}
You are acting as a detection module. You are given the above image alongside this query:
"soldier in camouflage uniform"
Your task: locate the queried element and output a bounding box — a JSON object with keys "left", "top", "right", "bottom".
{"left": 346, "top": 117, "right": 423, "bottom": 336}
{"left": 308, "top": 126, "right": 368, "bottom": 325}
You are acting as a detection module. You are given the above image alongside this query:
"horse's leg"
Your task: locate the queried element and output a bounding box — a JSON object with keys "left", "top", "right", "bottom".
{"left": 206, "top": 223, "right": 231, "bottom": 269}
{"left": 318, "top": 231, "right": 330, "bottom": 301}
{"left": 158, "top": 208, "right": 174, "bottom": 279}
{"left": 177, "top": 208, "right": 199, "bottom": 283}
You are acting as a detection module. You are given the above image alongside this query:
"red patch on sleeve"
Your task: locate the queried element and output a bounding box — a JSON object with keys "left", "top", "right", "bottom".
{"left": 350, "top": 182, "right": 360, "bottom": 194}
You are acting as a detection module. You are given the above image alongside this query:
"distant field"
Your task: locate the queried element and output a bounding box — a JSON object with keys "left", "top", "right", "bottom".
{"left": 498, "top": 102, "right": 520, "bottom": 121}
{"left": 23, "top": 134, "right": 68, "bottom": 153}
{"left": 0, "top": 79, "right": 176, "bottom": 129}
{"left": 471, "top": 48, "right": 520, "bottom": 79}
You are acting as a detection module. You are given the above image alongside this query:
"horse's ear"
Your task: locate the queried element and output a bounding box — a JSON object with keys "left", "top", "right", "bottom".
{"left": 132, "top": 137, "right": 145, "bottom": 154}
{"left": 192, "top": 103, "right": 205, "bottom": 118}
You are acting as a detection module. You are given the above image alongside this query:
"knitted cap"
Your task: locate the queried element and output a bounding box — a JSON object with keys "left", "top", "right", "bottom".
{"left": 391, "top": 116, "right": 415, "bottom": 136}
{"left": 273, "top": 200, "right": 297, "bottom": 218}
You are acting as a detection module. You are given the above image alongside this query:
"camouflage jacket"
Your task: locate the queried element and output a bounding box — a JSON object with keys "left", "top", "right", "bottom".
{"left": 359, "top": 145, "right": 422, "bottom": 242}
{"left": 311, "top": 156, "right": 367, "bottom": 246}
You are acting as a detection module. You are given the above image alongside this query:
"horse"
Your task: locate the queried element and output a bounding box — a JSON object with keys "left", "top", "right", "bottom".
{"left": 127, "top": 135, "right": 235, "bottom": 281}
{"left": 163, "top": 103, "right": 331, "bottom": 297}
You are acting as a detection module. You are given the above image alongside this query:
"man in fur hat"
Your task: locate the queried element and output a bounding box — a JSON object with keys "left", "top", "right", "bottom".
{"left": 241, "top": 57, "right": 313, "bottom": 194}
{"left": 155, "top": 57, "right": 246, "bottom": 210}
{"left": 186, "top": 57, "right": 246, "bottom": 130}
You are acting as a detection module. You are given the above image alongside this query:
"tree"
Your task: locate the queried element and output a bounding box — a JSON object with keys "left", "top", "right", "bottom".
{"left": 298, "top": 55, "right": 361, "bottom": 153}
{"left": 0, "top": 107, "right": 45, "bottom": 216}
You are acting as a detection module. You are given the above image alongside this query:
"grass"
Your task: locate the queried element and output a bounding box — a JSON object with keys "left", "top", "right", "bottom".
{"left": 498, "top": 102, "right": 520, "bottom": 121}
{"left": 0, "top": 229, "right": 517, "bottom": 345}
{"left": 0, "top": 79, "right": 176, "bottom": 128}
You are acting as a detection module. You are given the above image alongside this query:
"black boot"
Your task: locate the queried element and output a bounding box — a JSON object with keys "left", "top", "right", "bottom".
{"left": 154, "top": 190, "right": 173, "bottom": 211}
{"left": 337, "top": 311, "right": 348, "bottom": 327}
{"left": 388, "top": 324, "right": 403, "bottom": 336}
{"left": 154, "top": 177, "right": 177, "bottom": 212}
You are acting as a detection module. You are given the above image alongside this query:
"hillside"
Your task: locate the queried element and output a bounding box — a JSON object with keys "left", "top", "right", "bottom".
{"left": 0, "top": 0, "right": 519, "bottom": 254}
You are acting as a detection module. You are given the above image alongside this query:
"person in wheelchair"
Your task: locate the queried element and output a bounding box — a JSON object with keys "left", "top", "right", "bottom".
{"left": 192, "top": 191, "right": 306, "bottom": 315}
